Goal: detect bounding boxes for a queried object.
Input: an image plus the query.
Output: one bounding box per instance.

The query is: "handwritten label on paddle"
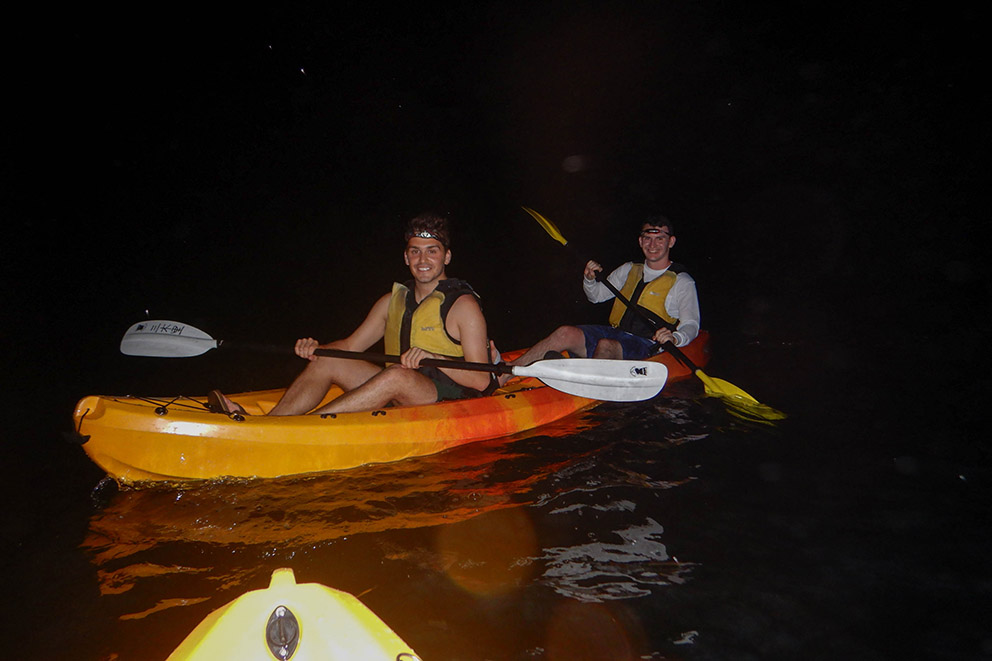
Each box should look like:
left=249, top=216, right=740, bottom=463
left=134, top=322, right=187, bottom=335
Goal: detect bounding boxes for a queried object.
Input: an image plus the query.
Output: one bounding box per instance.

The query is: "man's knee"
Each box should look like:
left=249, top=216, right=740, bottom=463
left=376, top=365, right=437, bottom=403
left=593, top=338, right=622, bottom=359
left=377, top=364, right=407, bottom=381
left=377, top=364, right=425, bottom=389
left=550, top=325, right=583, bottom=345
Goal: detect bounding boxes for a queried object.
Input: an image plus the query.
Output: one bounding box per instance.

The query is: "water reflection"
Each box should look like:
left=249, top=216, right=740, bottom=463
left=81, top=395, right=716, bottom=657
left=536, top=517, right=692, bottom=603
left=83, top=412, right=600, bottom=596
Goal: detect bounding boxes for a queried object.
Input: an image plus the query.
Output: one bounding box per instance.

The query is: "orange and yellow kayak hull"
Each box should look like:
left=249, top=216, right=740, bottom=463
left=73, top=333, right=710, bottom=485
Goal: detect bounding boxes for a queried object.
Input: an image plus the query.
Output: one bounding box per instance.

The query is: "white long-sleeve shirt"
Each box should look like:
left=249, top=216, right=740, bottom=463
left=582, top=262, right=701, bottom=347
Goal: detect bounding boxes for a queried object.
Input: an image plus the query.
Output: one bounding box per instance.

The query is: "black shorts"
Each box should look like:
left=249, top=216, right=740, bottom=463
left=417, top=365, right=490, bottom=402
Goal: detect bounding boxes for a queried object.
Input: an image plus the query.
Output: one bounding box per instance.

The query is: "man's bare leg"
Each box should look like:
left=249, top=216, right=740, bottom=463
left=591, top=338, right=623, bottom=360
left=268, top=357, right=382, bottom=416
left=311, top=365, right=438, bottom=414
left=509, top=325, right=588, bottom=367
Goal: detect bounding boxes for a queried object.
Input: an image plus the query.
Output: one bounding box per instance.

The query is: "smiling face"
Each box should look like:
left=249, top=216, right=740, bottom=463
left=404, top=236, right=450, bottom=285
left=638, top=223, right=676, bottom=269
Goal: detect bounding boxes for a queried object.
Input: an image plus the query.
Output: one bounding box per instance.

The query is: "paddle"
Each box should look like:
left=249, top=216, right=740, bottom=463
left=119, top=320, right=669, bottom=403
left=522, top=207, right=786, bottom=421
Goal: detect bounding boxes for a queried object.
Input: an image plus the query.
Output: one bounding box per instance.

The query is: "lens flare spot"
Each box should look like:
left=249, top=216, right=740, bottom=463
left=435, top=507, right=537, bottom=596
left=544, top=600, right=642, bottom=661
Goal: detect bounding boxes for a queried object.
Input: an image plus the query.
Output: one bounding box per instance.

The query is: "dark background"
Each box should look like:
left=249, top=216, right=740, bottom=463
left=2, top=2, right=988, bottom=657
left=8, top=4, right=984, bottom=348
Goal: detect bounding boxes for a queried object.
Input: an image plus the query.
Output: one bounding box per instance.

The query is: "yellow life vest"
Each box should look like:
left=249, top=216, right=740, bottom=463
left=608, top=263, right=681, bottom=334
left=384, top=279, right=477, bottom=358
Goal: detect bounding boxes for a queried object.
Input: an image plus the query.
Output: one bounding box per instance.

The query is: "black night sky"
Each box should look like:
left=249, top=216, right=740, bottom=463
left=9, top=5, right=984, bottom=347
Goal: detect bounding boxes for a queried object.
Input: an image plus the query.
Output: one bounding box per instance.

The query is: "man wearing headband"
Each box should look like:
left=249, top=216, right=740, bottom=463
left=509, top=215, right=699, bottom=366
left=209, top=212, right=497, bottom=415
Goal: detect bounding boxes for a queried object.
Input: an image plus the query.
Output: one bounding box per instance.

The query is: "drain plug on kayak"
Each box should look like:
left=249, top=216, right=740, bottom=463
left=266, top=604, right=300, bottom=660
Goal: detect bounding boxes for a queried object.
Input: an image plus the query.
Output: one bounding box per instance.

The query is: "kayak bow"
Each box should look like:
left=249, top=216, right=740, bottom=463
left=167, top=568, right=421, bottom=660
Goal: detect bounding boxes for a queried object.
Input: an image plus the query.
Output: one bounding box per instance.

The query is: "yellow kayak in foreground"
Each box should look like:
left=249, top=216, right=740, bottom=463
left=168, top=568, right=420, bottom=660
left=72, top=334, right=710, bottom=485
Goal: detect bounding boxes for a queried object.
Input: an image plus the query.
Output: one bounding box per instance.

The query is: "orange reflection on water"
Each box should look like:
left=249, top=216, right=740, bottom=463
left=545, top=600, right=644, bottom=661
left=96, top=563, right=211, bottom=596
left=434, top=506, right=538, bottom=597
left=82, top=410, right=598, bottom=605
left=119, top=597, right=211, bottom=621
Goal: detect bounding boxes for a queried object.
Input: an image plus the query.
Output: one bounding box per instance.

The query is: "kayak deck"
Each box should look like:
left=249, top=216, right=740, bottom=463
left=167, top=568, right=419, bottom=660
left=73, top=333, right=710, bottom=485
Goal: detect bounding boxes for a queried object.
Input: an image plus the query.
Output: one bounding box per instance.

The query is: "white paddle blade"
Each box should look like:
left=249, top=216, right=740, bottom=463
left=120, top=320, right=219, bottom=357
left=514, top=359, right=669, bottom=402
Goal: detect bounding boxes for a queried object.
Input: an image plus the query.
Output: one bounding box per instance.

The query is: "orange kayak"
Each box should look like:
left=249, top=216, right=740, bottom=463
left=71, top=332, right=710, bottom=485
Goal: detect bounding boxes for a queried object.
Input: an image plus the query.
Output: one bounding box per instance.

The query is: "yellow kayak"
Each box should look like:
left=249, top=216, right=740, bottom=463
left=168, top=568, right=420, bottom=660
left=71, top=333, right=710, bottom=485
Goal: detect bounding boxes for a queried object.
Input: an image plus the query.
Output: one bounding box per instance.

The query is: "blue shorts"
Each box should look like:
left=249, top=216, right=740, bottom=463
left=576, top=325, right=657, bottom=360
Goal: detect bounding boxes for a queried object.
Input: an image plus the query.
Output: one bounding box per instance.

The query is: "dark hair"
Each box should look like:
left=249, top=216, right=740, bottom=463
left=642, top=214, right=675, bottom=237
left=405, top=212, right=450, bottom=248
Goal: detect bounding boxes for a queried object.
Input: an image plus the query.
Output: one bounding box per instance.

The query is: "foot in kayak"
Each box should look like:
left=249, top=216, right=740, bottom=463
left=208, top=390, right=247, bottom=415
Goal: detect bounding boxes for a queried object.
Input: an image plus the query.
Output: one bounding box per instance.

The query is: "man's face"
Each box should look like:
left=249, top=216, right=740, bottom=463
left=638, top=225, right=676, bottom=267
left=404, top=237, right=450, bottom=283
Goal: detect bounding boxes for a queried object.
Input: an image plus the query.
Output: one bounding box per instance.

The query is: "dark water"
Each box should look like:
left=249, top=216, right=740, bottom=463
left=4, top=3, right=987, bottom=660
left=5, top=332, right=989, bottom=660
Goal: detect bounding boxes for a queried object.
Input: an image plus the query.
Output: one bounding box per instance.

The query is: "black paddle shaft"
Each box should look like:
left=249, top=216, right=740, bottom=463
left=221, top=341, right=513, bottom=375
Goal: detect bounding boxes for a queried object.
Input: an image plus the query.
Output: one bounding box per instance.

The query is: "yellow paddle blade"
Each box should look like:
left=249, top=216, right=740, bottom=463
left=695, top=370, right=787, bottom=422
left=724, top=400, right=789, bottom=425
left=522, top=206, right=568, bottom=246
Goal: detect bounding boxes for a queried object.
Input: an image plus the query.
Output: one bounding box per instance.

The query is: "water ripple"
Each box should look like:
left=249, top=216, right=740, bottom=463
left=535, top=518, right=695, bottom=603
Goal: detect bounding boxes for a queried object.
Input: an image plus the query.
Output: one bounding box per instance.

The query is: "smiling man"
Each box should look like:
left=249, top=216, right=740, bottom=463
left=510, top=214, right=700, bottom=366
left=210, top=213, right=496, bottom=416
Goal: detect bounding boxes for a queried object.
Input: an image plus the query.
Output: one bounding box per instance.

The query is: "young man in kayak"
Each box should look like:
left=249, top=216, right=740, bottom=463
left=210, top=213, right=497, bottom=415
left=509, top=214, right=700, bottom=367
